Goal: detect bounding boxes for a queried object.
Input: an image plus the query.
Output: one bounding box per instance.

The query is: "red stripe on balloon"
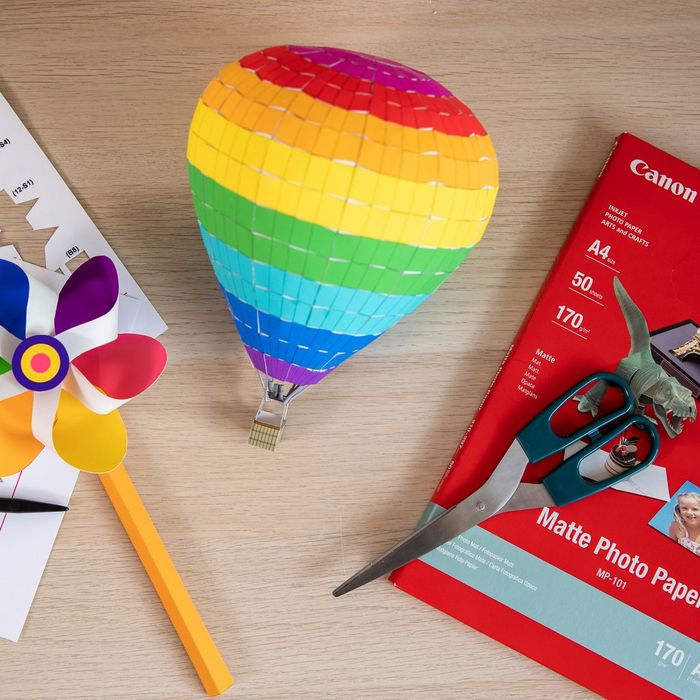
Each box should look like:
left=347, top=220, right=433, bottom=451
left=288, top=45, right=452, bottom=97
left=239, top=47, right=487, bottom=137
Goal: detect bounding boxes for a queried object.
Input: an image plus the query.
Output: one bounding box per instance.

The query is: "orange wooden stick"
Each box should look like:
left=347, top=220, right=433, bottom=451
left=99, top=464, right=233, bottom=697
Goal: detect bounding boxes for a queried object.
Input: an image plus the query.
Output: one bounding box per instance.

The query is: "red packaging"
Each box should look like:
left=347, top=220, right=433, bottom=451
left=392, top=133, right=700, bottom=699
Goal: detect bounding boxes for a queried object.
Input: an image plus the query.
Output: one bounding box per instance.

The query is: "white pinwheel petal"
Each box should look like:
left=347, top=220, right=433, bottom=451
left=25, top=272, right=59, bottom=337
left=55, top=302, right=118, bottom=360
left=0, top=325, right=20, bottom=363
left=0, top=326, right=22, bottom=401
left=31, top=386, right=61, bottom=449
left=0, top=371, right=24, bottom=401
left=63, top=364, right=127, bottom=415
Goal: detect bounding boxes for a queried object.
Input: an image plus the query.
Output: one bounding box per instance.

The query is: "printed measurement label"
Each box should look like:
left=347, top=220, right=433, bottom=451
left=586, top=239, right=618, bottom=268
left=557, top=305, right=583, bottom=329
left=11, top=178, right=34, bottom=197
left=655, top=640, right=686, bottom=667
left=569, top=270, right=604, bottom=304
left=0, top=137, right=10, bottom=148
left=652, top=640, right=700, bottom=687
left=556, top=305, right=585, bottom=330
left=572, top=271, right=593, bottom=292
left=553, top=305, right=590, bottom=338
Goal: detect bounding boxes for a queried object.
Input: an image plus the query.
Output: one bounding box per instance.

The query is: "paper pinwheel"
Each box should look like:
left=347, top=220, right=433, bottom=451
left=0, top=254, right=233, bottom=694
left=0, top=256, right=166, bottom=475
left=187, top=45, right=499, bottom=448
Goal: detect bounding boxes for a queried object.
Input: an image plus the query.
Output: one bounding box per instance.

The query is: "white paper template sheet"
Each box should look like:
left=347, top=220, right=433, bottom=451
left=0, top=91, right=166, bottom=641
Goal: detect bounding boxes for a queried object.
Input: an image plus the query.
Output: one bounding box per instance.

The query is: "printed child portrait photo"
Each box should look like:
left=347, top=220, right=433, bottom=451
left=649, top=481, right=700, bottom=557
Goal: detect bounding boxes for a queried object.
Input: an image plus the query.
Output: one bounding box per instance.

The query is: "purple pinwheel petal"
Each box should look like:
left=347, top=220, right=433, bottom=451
left=54, top=256, right=119, bottom=334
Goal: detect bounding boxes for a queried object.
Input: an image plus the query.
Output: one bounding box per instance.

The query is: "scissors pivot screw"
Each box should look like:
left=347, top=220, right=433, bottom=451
left=476, top=501, right=486, bottom=512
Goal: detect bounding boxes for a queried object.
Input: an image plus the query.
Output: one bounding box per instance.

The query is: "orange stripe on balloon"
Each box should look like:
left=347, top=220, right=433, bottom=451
left=210, top=63, right=497, bottom=155
left=201, top=78, right=498, bottom=190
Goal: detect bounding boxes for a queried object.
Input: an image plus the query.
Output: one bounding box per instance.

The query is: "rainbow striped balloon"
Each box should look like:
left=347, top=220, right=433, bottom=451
left=187, top=45, right=498, bottom=392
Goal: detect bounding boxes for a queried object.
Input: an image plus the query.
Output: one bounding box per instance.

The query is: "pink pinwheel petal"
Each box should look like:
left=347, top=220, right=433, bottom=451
left=54, top=256, right=119, bottom=334
left=72, top=333, right=167, bottom=400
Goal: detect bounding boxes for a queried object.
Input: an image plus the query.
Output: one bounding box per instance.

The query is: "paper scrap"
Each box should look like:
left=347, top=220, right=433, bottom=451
left=564, top=441, right=670, bottom=502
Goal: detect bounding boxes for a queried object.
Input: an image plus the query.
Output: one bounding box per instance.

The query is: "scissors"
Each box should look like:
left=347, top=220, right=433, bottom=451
left=333, top=373, right=660, bottom=597
left=0, top=498, right=68, bottom=513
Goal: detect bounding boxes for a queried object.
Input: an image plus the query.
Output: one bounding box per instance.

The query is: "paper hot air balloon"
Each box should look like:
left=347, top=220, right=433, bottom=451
left=187, top=45, right=498, bottom=449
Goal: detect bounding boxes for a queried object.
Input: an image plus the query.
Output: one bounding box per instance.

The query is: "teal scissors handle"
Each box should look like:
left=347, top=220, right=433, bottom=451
left=517, top=372, right=661, bottom=506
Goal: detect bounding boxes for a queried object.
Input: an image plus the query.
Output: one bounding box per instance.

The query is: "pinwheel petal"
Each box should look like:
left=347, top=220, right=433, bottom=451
left=54, top=256, right=119, bottom=334
left=0, top=259, right=29, bottom=340
left=0, top=326, right=19, bottom=374
left=72, top=333, right=167, bottom=400
left=52, top=390, right=127, bottom=473
left=0, top=392, right=43, bottom=476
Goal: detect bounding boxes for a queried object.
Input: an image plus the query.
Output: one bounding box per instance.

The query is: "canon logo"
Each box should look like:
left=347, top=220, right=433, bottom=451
left=630, top=159, right=697, bottom=203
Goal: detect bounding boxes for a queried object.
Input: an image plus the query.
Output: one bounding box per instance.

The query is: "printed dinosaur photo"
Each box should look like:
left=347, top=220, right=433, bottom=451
left=672, top=326, right=700, bottom=360
left=575, top=278, right=697, bottom=438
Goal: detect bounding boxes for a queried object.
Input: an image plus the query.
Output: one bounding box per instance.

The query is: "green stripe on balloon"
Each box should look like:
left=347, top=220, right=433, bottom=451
left=188, top=163, right=472, bottom=297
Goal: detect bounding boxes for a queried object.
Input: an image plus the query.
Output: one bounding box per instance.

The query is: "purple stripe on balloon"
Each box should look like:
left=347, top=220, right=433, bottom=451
left=288, top=45, right=451, bottom=97
left=245, top=346, right=335, bottom=385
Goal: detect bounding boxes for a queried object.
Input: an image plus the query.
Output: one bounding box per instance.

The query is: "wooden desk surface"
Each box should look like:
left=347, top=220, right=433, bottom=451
left=1, top=2, right=699, bottom=697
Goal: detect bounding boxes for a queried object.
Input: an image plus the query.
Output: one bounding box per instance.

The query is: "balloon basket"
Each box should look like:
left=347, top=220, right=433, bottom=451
left=248, top=376, right=309, bottom=451
left=249, top=413, right=283, bottom=450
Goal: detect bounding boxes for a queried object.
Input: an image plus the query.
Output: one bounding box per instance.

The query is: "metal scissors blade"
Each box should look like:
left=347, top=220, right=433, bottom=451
left=333, top=439, right=534, bottom=597
left=0, top=497, right=68, bottom=513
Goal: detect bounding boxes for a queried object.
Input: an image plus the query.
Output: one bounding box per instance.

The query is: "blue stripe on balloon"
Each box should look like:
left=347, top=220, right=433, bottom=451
left=224, top=292, right=378, bottom=371
left=200, top=226, right=428, bottom=336
left=0, top=260, right=29, bottom=340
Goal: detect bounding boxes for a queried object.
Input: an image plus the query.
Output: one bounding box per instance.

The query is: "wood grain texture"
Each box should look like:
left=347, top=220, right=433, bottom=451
left=1, top=1, right=699, bottom=697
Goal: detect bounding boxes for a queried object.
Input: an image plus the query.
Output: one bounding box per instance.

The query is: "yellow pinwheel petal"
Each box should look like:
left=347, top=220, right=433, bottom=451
left=53, top=390, right=127, bottom=473
left=0, top=392, right=43, bottom=477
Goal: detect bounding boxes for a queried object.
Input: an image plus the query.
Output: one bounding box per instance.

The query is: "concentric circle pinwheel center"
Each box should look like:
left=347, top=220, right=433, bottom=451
left=12, top=335, right=70, bottom=392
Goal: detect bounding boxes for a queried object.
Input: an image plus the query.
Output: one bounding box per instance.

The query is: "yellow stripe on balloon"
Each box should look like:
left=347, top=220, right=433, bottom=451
left=188, top=106, right=497, bottom=250
left=201, top=79, right=498, bottom=189
left=188, top=130, right=494, bottom=250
